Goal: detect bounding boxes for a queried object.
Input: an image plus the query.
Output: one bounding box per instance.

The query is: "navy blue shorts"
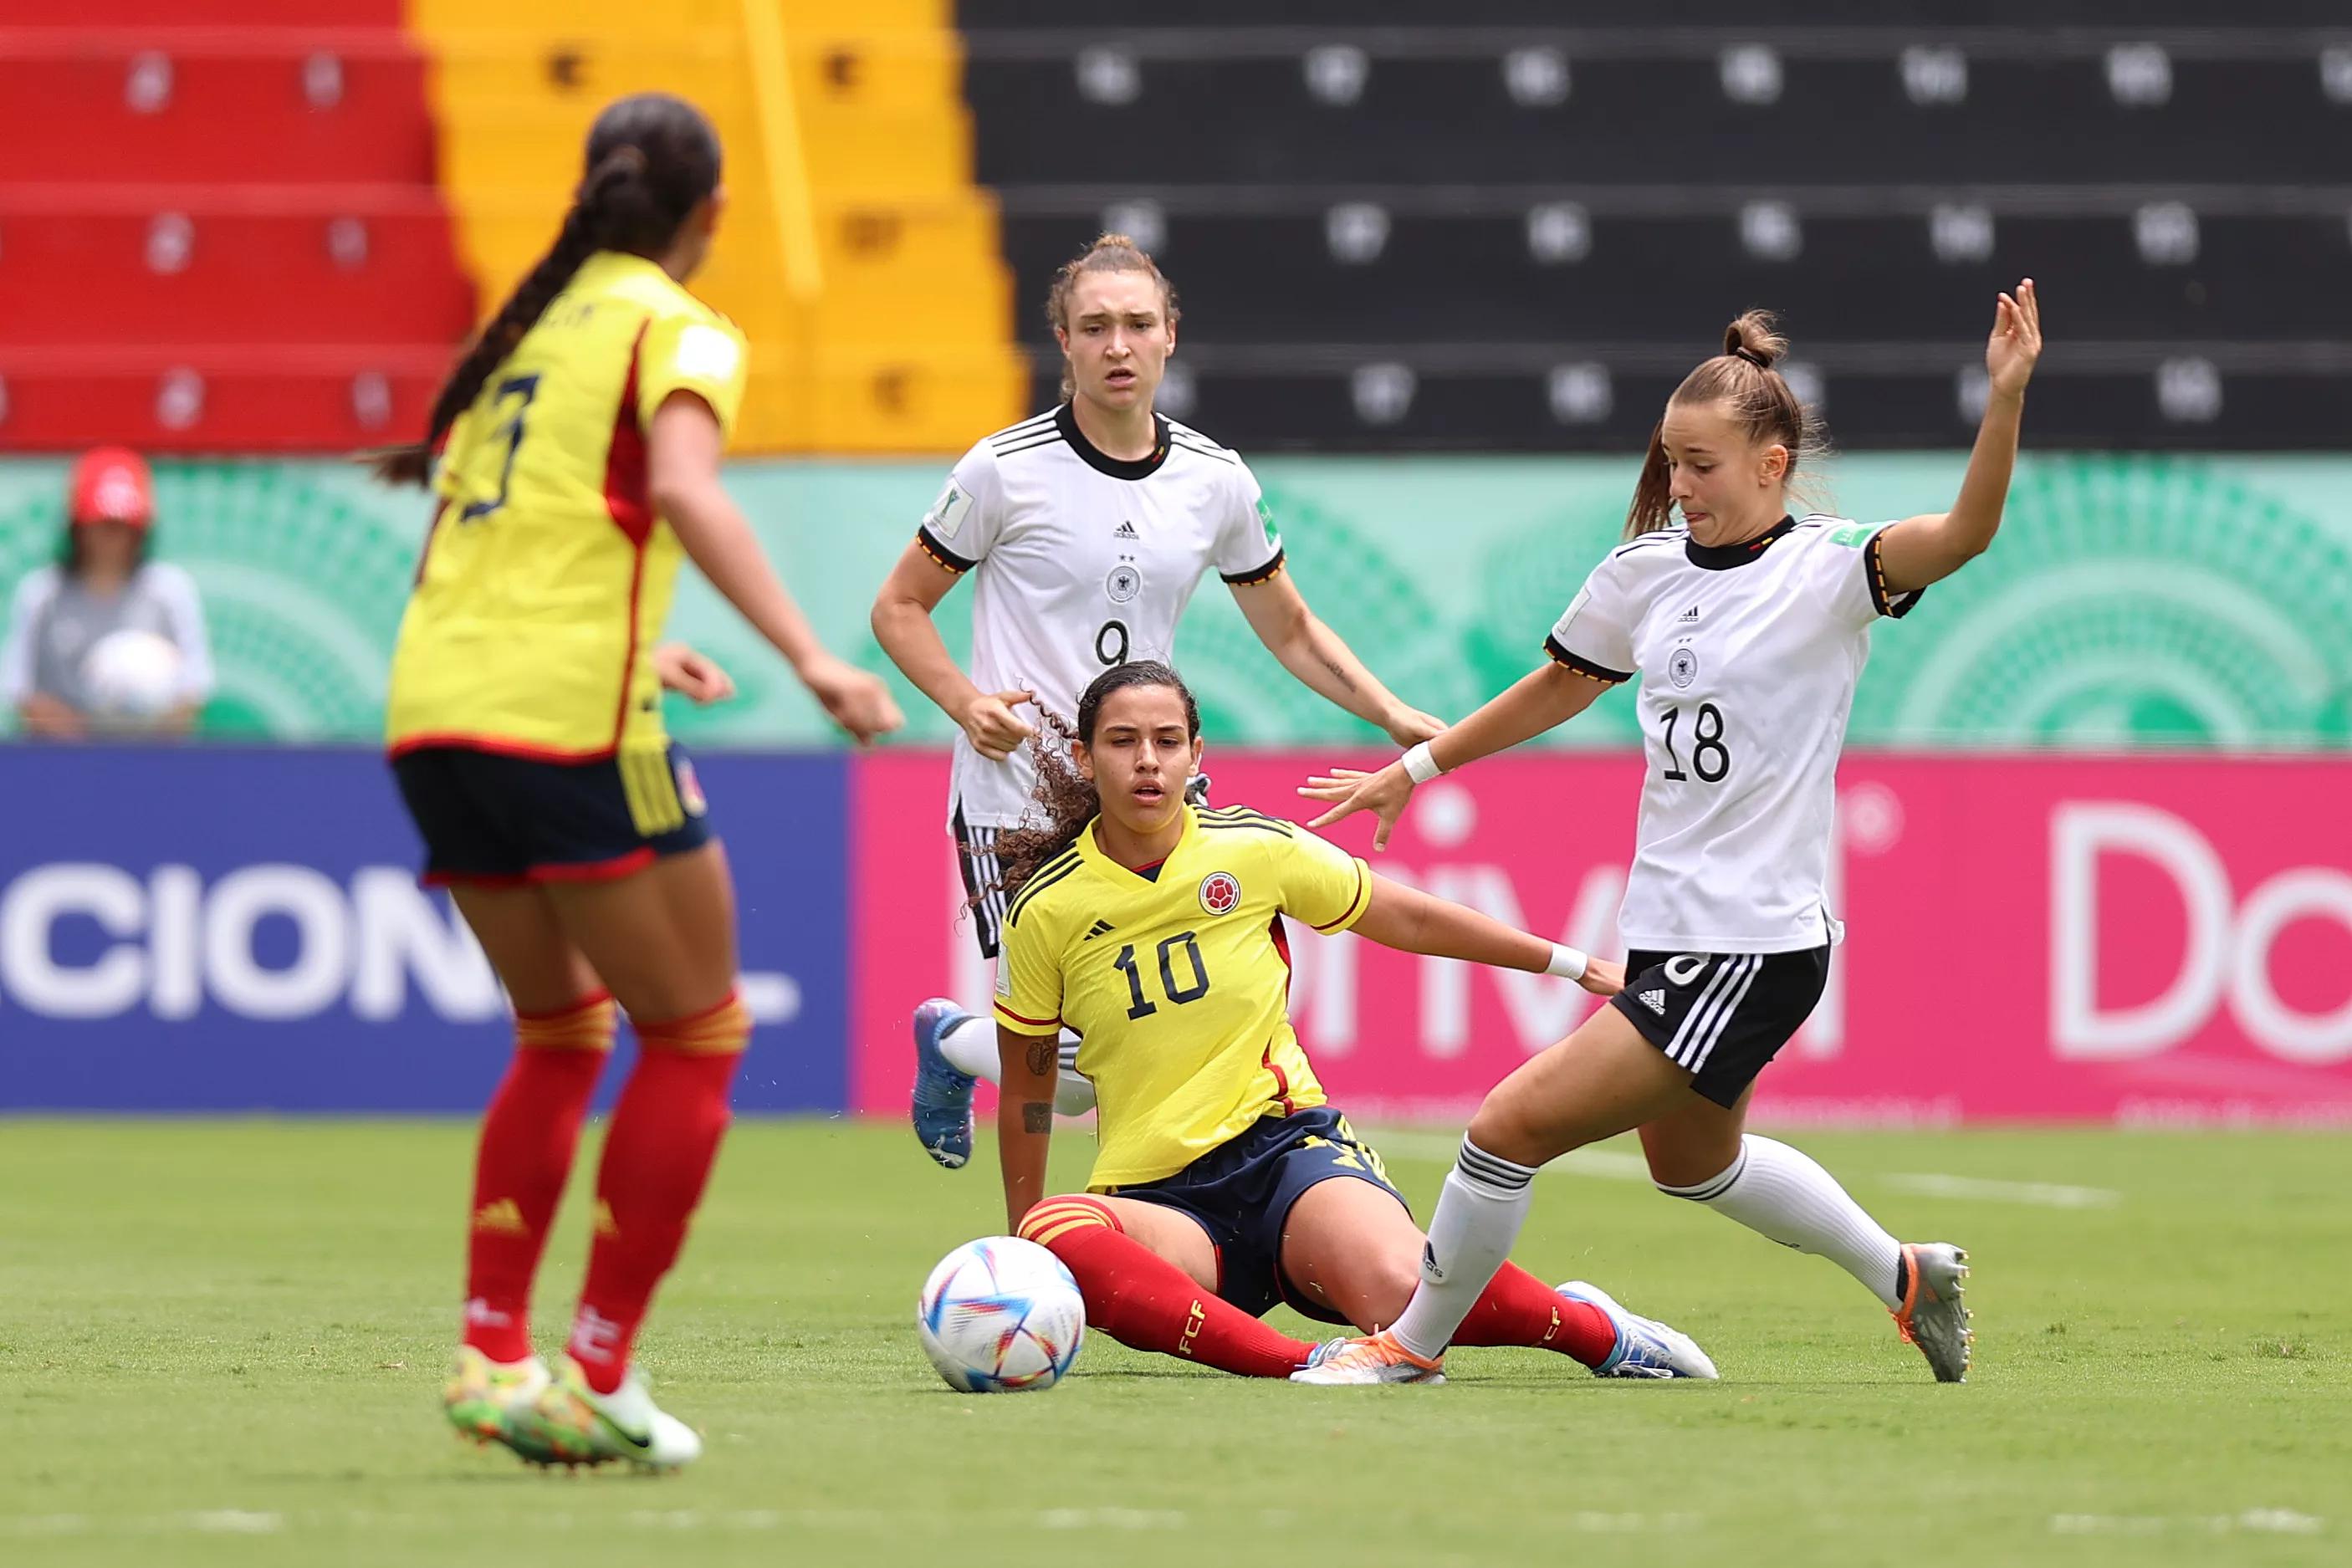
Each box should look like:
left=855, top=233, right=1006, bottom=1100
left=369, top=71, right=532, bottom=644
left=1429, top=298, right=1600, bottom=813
left=1108, top=1106, right=1408, bottom=1325
left=391, top=743, right=713, bottom=887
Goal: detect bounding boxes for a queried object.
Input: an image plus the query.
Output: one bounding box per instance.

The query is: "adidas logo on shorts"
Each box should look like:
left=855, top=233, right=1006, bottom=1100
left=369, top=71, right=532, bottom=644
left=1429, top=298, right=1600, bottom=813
left=1638, top=988, right=1668, bottom=1014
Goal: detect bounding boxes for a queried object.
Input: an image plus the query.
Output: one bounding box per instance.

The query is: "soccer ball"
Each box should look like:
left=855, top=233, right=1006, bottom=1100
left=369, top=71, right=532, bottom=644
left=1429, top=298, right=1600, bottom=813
left=81, top=628, right=183, bottom=721
left=916, top=1236, right=1087, bottom=1393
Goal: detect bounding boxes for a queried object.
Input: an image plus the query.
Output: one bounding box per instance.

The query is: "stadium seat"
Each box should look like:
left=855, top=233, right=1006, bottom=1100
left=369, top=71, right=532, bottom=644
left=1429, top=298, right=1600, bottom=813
left=410, top=0, right=1022, bottom=452
left=959, top=6, right=2352, bottom=449
left=0, top=11, right=472, bottom=452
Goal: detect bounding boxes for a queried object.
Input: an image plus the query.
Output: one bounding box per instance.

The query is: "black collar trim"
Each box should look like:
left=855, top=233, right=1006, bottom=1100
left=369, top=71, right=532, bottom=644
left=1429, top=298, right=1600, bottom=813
left=1056, top=401, right=1172, bottom=480
left=1685, top=515, right=1797, bottom=570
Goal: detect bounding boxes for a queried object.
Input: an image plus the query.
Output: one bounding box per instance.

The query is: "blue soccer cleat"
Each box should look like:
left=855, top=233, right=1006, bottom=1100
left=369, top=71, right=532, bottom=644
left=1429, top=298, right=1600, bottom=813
left=1558, top=1280, right=1720, bottom=1380
left=911, top=997, right=978, bottom=1169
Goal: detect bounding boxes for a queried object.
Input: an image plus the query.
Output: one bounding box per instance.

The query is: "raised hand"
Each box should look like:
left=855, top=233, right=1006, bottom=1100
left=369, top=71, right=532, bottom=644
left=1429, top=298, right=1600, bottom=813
left=1986, top=278, right=2043, bottom=399
left=1298, top=762, right=1416, bottom=851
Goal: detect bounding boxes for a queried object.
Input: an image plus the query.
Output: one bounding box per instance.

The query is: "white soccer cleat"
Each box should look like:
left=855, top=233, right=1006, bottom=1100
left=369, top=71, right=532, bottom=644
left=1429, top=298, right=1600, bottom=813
left=1557, top=1281, right=1720, bottom=1380
left=1289, top=1331, right=1446, bottom=1386
left=499, top=1356, right=703, bottom=1470
left=1892, top=1242, right=1972, bottom=1383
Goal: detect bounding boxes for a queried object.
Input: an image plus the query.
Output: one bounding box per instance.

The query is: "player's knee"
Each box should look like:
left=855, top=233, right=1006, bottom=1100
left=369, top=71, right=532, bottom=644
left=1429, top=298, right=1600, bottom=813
left=1018, top=1195, right=1121, bottom=1249
left=632, top=990, right=752, bottom=1056
left=1465, top=1094, right=1554, bottom=1170
left=1650, top=1136, right=1746, bottom=1199
left=514, top=990, right=617, bottom=1053
left=1359, top=1252, right=1424, bottom=1325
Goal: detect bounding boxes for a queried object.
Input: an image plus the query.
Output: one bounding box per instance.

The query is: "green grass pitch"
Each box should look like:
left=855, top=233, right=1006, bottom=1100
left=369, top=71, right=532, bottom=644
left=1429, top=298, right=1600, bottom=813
left=3, top=1118, right=2344, bottom=1567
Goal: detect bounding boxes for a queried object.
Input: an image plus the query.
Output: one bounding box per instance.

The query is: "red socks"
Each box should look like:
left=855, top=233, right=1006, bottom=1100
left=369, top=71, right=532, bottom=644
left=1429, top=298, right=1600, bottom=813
left=1020, top=1197, right=1316, bottom=1379
left=1450, top=1261, right=1620, bottom=1367
left=568, top=993, right=749, bottom=1394
left=461, top=992, right=615, bottom=1364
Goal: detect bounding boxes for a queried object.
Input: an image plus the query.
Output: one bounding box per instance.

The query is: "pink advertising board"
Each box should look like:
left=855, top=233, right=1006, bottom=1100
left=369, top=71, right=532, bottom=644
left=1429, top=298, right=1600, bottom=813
left=851, top=752, right=2352, bottom=1126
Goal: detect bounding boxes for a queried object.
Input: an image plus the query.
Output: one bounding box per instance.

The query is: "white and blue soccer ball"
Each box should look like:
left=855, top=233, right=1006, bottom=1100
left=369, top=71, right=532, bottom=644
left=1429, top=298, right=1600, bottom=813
left=917, top=1236, right=1087, bottom=1393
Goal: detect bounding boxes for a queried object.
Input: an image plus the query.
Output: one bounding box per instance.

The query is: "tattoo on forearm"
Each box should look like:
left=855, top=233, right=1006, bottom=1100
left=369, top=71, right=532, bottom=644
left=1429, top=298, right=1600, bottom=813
left=1025, top=1039, right=1054, bottom=1077
left=1021, top=1101, right=1053, bottom=1133
left=1319, top=654, right=1360, bottom=695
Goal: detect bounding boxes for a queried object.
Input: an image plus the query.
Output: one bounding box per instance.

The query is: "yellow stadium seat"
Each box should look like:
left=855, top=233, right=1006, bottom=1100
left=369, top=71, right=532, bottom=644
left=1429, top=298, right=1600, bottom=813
left=410, top=0, right=1020, bottom=452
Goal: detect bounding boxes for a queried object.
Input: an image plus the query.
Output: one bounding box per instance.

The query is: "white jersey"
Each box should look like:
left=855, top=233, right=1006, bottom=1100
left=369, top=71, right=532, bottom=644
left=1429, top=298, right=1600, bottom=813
left=1547, top=514, right=1921, bottom=954
left=918, top=405, right=1285, bottom=830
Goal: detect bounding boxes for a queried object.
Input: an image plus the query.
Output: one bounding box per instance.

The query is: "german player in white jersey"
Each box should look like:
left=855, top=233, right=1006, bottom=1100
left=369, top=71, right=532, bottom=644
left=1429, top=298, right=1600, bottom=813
left=1298, top=283, right=2043, bottom=1387
left=872, top=233, right=1442, bottom=1168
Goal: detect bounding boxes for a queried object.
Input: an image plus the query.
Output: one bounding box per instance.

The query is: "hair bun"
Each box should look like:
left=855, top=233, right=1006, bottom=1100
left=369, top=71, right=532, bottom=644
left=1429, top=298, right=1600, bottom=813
left=1722, top=309, right=1789, bottom=370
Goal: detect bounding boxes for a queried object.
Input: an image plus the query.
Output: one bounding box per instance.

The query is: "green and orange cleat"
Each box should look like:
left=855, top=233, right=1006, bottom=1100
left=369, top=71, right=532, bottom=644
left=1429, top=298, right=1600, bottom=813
left=442, top=1346, right=551, bottom=1446
left=498, top=1355, right=703, bottom=1472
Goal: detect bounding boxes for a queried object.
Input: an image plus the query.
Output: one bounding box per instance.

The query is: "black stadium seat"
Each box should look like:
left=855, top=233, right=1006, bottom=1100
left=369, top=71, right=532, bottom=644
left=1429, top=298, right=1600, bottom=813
left=959, top=4, right=2352, bottom=448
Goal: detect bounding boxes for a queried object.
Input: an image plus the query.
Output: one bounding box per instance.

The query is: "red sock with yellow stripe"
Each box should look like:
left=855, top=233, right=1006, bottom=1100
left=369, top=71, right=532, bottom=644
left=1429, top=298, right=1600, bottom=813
left=463, top=991, right=616, bottom=1364
left=1449, top=1260, right=1620, bottom=1366
left=568, top=991, right=750, bottom=1394
left=1019, top=1196, right=1317, bottom=1379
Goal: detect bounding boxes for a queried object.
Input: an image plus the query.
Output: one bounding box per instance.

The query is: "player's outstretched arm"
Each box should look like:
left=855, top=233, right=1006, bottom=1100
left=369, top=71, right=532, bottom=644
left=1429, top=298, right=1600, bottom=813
left=1299, top=662, right=1608, bottom=849
left=870, top=544, right=1038, bottom=762
left=1878, top=278, right=2043, bottom=595
left=996, top=1024, right=1061, bottom=1233
left=1350, top=874, right=1623, bottom=997
left=649, top=392, right=903, bottom=743
left=1230, top=573, right=1443, bottom=744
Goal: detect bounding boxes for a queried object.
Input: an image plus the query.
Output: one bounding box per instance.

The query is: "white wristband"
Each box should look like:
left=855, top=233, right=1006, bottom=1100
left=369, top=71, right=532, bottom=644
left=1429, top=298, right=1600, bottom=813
left=1400, top=741, right=1444, bottom=784
left=1545, top=943, right=1591, bottom=982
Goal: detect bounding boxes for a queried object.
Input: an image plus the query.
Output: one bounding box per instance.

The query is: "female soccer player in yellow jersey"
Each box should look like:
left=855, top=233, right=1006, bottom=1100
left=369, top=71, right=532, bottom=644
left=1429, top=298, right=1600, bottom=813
left=371, top=93, right=901, bottom=1469
left=987, top=661, right=1717, bottom=1382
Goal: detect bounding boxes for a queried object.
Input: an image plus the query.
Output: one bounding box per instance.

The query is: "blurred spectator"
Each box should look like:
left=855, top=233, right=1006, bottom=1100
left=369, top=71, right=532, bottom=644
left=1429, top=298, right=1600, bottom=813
left=0, top=448, right=214, bottom=738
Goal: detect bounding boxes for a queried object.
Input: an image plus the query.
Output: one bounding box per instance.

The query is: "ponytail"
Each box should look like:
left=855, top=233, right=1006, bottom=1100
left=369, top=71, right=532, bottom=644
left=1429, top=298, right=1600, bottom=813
left=366, top=93, right=722, bottom=488
left=1622, top=308, right=1828, bottom=539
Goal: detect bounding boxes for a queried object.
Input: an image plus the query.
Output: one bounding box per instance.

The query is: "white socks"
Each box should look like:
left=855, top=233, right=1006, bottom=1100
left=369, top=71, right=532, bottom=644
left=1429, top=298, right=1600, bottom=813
left=1660, top=1134, right=1904, bottom=1308
left=938, top=1014, right=1097, bottom=1116
left=1390, top=1136, right=1541, bottom=1360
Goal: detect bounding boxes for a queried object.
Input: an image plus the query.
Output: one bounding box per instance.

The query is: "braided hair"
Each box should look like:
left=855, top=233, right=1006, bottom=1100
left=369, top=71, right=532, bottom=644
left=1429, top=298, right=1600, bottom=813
left=368, top=93, right=723, bottom=486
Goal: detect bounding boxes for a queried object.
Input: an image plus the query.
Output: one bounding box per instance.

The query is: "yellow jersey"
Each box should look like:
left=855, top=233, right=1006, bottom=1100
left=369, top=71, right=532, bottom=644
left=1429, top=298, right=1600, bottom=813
left=994, top=804, right=1374, bottom=1189
left=386, top=251, right=749, bottom=760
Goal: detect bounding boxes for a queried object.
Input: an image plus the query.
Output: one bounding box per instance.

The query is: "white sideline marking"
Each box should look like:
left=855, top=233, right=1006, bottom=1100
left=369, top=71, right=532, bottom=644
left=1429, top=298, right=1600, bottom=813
left=187, top=1511, right=283, bottom=1534
left=1886, top=1173, right=2120, bottom=1209
left=1367, top=1131, right=1649, bottom=1181
left=2051, top=1510, right=2323, bottom=1535
left=1041, top=1509, right=1188, bottom=1530
left=1370, top=1130, right=2124, bottom=1207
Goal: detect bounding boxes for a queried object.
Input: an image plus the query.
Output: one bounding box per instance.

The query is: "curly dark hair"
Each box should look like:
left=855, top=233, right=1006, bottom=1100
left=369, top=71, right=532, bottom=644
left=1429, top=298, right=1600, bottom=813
left=982, top=661, right=1200, bottom=904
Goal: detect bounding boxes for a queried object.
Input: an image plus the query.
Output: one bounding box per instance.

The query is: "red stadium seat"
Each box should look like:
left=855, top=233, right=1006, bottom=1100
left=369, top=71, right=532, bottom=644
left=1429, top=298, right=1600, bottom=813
left=0, top=13, right=469, bottom=452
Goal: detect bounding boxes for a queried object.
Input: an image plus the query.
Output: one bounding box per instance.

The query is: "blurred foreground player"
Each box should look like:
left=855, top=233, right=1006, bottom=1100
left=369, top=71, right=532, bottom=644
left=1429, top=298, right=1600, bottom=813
left=372, top=93, right=900, bottom=1468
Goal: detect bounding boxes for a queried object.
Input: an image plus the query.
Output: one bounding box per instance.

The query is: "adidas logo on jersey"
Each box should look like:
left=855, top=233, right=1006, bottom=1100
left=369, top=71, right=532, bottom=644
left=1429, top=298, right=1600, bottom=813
left=1638, top=988, right=1668, bottom=1014
left=1677, top=605, right=1702, bottom=622
left=1113, top=521, right=1139, bottom=539
left=1082, top=918, right=1117, bottom=941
